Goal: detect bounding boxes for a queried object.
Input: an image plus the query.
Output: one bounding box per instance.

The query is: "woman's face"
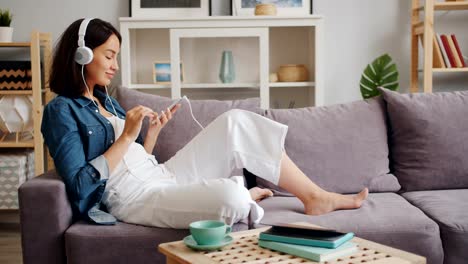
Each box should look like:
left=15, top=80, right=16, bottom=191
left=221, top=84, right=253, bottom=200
left=85, top=33, right=120, bottom=88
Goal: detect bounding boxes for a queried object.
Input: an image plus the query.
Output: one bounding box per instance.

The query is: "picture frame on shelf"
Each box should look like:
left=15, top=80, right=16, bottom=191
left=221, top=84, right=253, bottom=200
left=232, top=0, right=311, bottom=16
left=153, top=61, right=184, bottom=84
left=130, top=0, right=209, bottom=18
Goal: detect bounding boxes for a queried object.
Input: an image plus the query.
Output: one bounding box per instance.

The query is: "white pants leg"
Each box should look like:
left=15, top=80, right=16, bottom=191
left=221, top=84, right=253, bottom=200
left=153, top=109, right=288, bottom=228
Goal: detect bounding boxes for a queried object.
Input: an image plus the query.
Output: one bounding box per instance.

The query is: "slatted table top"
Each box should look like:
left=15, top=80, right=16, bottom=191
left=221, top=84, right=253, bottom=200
left=158, top=223, right=426, bottom=264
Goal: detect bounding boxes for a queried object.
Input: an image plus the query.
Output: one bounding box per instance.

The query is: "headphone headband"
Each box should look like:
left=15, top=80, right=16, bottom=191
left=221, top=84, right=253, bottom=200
left=77, top=18, right=93, bottom=48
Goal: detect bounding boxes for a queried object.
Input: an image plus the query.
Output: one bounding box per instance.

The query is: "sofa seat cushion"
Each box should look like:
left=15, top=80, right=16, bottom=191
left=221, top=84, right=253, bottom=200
left=257, top=193, right=443, bottom=264
left=115, top=86, right=262, bottom=163
left=64, top=220, right=248, bottom=264
left=402, top=189, right=468, bottom=264
left=256, top=97, right=400, bottom=194
left=379, top=88, right=468, bottom=191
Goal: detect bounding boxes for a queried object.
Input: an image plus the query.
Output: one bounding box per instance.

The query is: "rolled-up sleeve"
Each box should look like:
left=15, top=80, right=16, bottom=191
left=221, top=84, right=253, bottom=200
left=89, top=155, right=110, bottom=180
left=41, top=100, right=106, bottom=214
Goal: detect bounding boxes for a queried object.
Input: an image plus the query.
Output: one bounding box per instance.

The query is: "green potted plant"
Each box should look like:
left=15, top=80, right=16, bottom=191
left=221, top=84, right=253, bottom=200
left=0, top=9, right=13, bottom=42
left=359, top=53, right=399, bottom=99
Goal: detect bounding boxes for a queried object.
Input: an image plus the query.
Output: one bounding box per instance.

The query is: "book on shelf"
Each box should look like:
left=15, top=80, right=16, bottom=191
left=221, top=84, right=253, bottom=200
left=440, top=34, right=457, bottom=68
left=451, top=34, right=466, bottom=68
left=259, top=225, right=354, bottom=249
left=435, top=34, right=450, bottom=68
left=258, top=240, right=358, bottom=262
left=432, top=35, right=446, bottom=68
left=447, top=35, right=463, bottom=68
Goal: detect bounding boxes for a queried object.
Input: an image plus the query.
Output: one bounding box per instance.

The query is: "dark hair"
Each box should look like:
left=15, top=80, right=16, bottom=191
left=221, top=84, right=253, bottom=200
left=49, top=18, right=122, bottom=98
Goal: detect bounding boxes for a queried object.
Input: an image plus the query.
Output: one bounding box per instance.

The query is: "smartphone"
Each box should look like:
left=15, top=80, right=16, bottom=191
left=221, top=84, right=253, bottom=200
left=155, top=96, right=186, bottom=122
left=264, top=225, right=347, bottom=241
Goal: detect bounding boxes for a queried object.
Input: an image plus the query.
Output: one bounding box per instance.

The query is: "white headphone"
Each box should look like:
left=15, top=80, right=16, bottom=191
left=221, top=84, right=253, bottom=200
left=75, top=18, right=94, bottom=65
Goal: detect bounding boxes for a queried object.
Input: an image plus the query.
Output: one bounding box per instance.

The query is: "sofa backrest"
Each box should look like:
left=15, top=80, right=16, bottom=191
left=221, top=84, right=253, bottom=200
left=255, top=96, right=401, bottom=195
left=115, top=86, right=262, bottom=163
left=379, top=88, right=468, bottom=191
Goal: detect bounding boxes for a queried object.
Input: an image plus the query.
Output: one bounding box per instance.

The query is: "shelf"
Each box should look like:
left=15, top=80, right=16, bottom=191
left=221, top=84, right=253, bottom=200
left=0, top=42, right=31, bottom=48
left=270, top=82, right=315, bottom=88
left=129, top=82, right=316, bottom=89
left=434, top=2, right=468, bottom=11
left=0, top=139, right=34, bottom=148
left=432, top=68, right=468, bottom=73
left=0, top=89, right=48, bottom=95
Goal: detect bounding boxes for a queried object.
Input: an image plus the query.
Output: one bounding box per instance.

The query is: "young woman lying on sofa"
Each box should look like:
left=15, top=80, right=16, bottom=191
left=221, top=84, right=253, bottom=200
left=41, top=18, right=369, bottom=228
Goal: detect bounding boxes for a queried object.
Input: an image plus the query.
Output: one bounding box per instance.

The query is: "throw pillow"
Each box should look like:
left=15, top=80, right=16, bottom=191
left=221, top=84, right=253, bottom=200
left=256, top=96, right=401, bottom=195
left=379, top=87, right=468, bottom=191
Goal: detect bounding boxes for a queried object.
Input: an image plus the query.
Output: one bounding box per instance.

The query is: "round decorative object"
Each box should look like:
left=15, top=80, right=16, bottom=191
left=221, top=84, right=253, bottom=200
left=277, top=64, right=309, bottom=82
left=0, top=95, right=33, bottom=133
left=254, top=4, right=277, bottom=16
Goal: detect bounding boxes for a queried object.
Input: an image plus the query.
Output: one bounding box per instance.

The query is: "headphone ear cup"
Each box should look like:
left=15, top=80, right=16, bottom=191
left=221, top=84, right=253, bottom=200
left=75, top=46, right=93, bottom=65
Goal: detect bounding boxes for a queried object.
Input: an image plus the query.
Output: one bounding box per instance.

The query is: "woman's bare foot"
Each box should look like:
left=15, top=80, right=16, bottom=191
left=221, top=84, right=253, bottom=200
left=249, top=187, right=273, bottom=202
left=304, top=188, right=369, bottom=215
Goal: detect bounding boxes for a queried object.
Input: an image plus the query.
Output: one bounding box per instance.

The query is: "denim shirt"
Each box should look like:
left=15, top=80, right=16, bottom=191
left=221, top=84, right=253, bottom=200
left=41, top=88, right=143, bottom=224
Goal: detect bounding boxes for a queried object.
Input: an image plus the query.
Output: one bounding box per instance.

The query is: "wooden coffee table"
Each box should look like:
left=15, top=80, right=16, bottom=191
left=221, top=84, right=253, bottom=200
left=158, top=222, right=426, bottom=264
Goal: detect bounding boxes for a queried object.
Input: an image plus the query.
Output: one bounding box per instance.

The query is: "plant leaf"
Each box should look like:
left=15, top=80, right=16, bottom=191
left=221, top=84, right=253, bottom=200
left=360, top=54, right=399, bottom=99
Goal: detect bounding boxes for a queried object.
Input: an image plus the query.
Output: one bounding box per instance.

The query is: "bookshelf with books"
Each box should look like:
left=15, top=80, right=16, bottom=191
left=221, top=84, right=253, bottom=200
left=411, top=0, right=468, bottom=93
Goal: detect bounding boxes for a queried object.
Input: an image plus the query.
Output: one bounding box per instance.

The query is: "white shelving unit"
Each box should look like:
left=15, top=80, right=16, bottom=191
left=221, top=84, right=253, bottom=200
left=119, top=16, right=324, bottom=109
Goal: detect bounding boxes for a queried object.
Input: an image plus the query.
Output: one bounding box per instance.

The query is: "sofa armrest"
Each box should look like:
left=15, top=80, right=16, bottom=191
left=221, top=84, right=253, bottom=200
left=19, top=170, right=73, bottom=264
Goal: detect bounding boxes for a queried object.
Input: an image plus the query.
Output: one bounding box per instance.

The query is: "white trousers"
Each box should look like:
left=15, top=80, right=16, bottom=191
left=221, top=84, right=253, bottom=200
left=103, top=109, right=288, bottom=229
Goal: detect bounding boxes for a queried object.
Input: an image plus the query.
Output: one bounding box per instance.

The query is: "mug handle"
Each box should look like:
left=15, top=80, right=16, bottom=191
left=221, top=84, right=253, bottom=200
left=225, top=225, right=232, bottom=235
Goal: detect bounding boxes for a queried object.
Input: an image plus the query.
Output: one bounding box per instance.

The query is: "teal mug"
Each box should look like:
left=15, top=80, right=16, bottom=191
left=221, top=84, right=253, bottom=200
left=189, top=220, right=232, bottom=245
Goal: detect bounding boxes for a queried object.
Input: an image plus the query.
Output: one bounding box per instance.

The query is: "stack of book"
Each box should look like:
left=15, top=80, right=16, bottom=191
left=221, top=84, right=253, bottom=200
left=431, top=34, right=466, bottom=68
left=258, top=225, right=358, bottom=262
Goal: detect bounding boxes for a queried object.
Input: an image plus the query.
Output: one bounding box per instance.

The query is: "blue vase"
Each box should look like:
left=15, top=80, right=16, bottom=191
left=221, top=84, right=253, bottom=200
left=219, top=51, right=235, bottom=83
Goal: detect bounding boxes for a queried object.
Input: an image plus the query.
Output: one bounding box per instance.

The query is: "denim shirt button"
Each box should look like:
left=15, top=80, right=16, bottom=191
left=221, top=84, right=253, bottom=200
left=110, top=140, right=114, bottom=143
left=92, top=173, right=96, bottom=177
left=88, top=131, right=93, bottom=135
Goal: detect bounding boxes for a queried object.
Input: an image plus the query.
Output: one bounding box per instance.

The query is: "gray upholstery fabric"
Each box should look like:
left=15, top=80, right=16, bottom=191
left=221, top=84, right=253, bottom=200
left=402, top=190, right=468, bottom=264
left=18, top=171, right=73, bottom=264
left=380, top=88, right=468, bottom=191
left=115, top=86, right=262, bottom=163
left=257, top=96, right=400, bottom=194
left=257, top=193, right=443, bottom=264
left=64, top=220, right=248, bottom=264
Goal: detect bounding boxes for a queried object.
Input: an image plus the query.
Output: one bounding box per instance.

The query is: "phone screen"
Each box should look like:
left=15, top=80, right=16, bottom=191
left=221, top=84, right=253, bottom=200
left=264, top=225, right=347, bottom=241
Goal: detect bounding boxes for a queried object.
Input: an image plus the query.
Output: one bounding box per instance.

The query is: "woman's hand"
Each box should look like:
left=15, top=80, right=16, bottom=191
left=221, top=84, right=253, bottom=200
left=144, top=104, right=181, bottom=153
left=121, top=105, right=155, bottom=142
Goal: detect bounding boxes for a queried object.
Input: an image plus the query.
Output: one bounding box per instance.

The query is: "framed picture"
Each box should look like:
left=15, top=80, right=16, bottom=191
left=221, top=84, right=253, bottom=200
left=152, top=61, right=184, bottom=84
left=232, top=0, right=311, bottom=16
left=131, top=0, right=209, bottom=18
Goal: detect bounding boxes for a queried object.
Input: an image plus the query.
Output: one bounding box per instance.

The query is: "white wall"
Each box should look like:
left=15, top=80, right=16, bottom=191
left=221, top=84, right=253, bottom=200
left=1, top=0, right=467, bottom=105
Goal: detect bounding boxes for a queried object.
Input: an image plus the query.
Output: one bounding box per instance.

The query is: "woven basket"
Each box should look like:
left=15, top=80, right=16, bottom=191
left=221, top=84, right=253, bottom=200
left=254, top=4, right=277, bottom=16
left=277, top=64, right=309, bottom=82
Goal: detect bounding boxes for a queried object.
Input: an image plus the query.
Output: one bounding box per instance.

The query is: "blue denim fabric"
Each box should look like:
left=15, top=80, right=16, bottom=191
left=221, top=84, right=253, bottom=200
left=41, top=88, right=144, bottom=224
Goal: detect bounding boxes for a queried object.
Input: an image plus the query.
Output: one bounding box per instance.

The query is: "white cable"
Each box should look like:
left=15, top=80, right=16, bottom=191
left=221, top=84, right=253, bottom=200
left=81, top=65, right=99, bottom=109
left=183, top=96, right=204, bottom=130
left=105, top=85, right=118, bottom=117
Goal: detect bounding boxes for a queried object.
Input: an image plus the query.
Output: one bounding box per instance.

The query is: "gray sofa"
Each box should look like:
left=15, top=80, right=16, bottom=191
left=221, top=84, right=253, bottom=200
left=19, top=87, right=468, bottom=264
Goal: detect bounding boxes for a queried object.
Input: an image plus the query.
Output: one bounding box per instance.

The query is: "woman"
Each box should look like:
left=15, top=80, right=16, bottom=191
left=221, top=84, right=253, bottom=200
left=42, top=18, right=368, bottom=228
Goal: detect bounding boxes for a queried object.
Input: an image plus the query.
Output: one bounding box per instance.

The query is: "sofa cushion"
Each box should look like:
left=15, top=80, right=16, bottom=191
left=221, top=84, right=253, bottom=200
left=65, top=221, right=248, bottom=264
left=256, top=96, right=400, bottom=194
left=402, top=189, right=468, bottom=264
left=115, top=86, right=261, bottom=163
left=380, top=88, right=468, bottom=191
left=257, top=193, right=443, bottom=264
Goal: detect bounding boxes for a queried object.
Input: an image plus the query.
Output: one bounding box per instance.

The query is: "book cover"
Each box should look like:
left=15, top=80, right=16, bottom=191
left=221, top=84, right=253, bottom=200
left=432, top=34, right=445, bottom=68
left=447, top=36, right=463, bottom=68
left=451, top=34, right=466, bottom=67
left=259, top=226, right=354, bottom=249
left=259, top=240, right=358, bottom=262
left=437, top=34, right=450, bottom=68
left=440, top=34, right=457, bottom=68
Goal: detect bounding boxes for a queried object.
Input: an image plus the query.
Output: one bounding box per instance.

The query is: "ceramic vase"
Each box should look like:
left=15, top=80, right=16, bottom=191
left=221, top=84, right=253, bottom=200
left=219, top=50, right=235, bottom=83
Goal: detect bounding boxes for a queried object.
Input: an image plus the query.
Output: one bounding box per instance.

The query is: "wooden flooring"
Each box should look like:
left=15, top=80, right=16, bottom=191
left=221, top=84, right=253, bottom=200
left=0, top=211, right=22, bottom=264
